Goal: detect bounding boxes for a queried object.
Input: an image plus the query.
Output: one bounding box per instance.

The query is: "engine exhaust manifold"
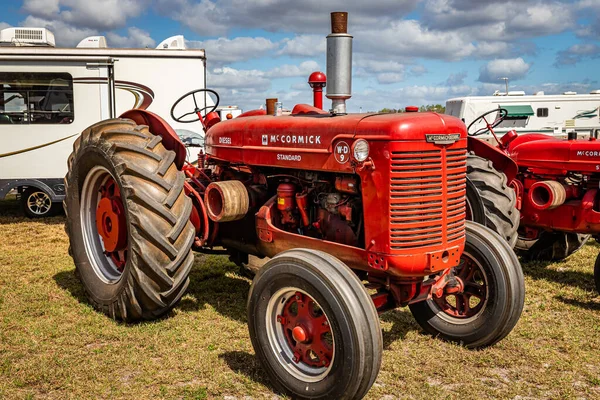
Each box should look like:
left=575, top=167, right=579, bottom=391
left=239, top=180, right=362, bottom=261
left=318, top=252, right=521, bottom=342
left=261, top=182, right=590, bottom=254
left=204, top=180, right=249, bottom=222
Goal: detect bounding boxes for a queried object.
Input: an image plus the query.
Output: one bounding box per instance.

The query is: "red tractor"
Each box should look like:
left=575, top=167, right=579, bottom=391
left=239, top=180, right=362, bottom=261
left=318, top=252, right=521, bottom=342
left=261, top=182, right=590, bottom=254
left=64, top=13, right=525, bottom=399
left=465, top=109, right=600, bottom=292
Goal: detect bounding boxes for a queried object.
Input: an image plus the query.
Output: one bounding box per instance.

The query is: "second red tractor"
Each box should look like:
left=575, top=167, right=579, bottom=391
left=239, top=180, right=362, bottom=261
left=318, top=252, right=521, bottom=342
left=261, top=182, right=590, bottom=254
left=466, top=108, right=600, bottom=292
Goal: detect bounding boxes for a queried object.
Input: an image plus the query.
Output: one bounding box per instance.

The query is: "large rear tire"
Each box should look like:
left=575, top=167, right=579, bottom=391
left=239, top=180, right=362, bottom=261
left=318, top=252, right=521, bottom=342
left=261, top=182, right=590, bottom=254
left=247, top=249, right=382, bottom=399
left=466, top=153, right=519, bottom=247
left=64, top=118, right=195, bottom=321
left=408, top=221, right=525, bottom=348
left=516, top=232, right=590, bottom=261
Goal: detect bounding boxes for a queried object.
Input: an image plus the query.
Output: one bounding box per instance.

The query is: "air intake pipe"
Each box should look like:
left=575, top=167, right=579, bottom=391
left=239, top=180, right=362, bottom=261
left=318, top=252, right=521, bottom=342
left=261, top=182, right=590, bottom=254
left=205, top=180, right=249, bottom=222
left=528, top=181, right=567, bottom=210
left=326, top=12, right=352, bottom=114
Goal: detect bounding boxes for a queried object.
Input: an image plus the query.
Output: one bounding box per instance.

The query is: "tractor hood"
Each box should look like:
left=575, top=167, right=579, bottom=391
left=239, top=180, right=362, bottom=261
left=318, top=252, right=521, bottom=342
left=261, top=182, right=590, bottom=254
left=205, top=109, right=466, bottom=172
left=509, top=133, right=600, bottom=173
left=207, top=110, right=465, bottom=144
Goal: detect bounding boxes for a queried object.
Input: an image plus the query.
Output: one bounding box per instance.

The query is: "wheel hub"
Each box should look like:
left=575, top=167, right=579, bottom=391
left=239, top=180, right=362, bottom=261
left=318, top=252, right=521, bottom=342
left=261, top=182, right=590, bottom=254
left=93, top=176, right=128, bottom=272
left=95, top=197, right=126, bottom=252
left=278, top=291, right=333, bottom=368
left=292, top=325, right=309, bottom=343
left=433, top=257, right=487, bottom=319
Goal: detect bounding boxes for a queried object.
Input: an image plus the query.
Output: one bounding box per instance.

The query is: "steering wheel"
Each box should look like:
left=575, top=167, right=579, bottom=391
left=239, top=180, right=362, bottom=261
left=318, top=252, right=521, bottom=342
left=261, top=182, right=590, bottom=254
left=170, top=88, right=220, bottom=124
left=467, top=108, right=508, bottom=136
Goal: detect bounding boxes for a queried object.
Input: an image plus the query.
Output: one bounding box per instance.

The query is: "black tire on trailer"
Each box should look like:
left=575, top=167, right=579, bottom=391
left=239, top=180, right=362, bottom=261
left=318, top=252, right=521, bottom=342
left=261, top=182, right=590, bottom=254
left=247, top=249, right=382, bottom=400
left=21, top=187, right=55, bottom=218
left=594, top=252, right=600, bottom=295
left=516, top=232, right=590, bottom=261
left=408, top=221, right=525, bottom=349
left=64, top=118, right=195, bottom=321
left=466, top=153, right=519, bottom=248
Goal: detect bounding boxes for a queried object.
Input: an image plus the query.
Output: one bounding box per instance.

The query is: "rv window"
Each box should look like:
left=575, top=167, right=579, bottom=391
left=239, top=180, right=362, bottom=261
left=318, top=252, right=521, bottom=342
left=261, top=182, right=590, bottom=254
left=537, top=108, right=549, bottom=117
left=0, top=72, right=74, bottom=125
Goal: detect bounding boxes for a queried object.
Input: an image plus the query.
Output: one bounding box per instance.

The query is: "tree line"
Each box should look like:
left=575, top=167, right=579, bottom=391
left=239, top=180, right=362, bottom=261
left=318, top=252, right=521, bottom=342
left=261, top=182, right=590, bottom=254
left=375, top=104, right=446, bottom=113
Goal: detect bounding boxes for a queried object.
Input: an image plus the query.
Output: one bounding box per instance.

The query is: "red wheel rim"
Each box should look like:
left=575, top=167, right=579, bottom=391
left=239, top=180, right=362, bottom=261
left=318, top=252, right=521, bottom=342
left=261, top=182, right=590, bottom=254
left=433, top=256, right=487, bottom=318
left=95, top=176, right=128, bottom=272
left=278, top=291, right=334, bottom=369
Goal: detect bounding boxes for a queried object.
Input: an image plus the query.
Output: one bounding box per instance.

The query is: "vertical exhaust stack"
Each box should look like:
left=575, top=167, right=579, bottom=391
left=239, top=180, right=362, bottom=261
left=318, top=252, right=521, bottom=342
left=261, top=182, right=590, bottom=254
left=326, top=12, right=353, bottom=115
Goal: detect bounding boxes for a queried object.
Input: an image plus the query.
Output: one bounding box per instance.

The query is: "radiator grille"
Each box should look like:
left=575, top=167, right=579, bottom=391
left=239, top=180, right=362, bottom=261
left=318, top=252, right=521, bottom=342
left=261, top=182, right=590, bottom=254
left=389, top=145, right=466, bottom=251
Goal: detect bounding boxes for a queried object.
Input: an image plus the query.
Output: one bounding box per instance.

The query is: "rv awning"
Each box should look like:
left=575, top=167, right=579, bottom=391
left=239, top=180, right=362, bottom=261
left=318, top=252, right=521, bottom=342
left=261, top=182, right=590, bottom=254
left=500, top=105, right=534, bottom=117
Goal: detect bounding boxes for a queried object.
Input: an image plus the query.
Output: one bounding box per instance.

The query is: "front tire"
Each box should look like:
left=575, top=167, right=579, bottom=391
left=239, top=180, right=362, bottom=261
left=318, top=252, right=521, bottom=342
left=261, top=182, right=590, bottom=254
left=409, top=221, right=525, bottom=348
left=64, top=118, right=195, bottom=321
left=247, top=249, right=382, bottom=399
left=466, top=153, right=519, bottom=247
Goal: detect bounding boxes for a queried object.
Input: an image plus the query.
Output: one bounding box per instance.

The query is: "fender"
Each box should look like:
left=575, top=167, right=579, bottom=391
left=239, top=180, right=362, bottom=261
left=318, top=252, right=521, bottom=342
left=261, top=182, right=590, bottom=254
left=120, top=109, right=187, bottom=169
left=468, top=137, right=518, bottom=184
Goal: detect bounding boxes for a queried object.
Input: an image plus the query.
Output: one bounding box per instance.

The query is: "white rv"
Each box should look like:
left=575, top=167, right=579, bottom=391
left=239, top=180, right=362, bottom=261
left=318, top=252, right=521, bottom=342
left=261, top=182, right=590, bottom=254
left=446, top=91, right=600, bottom=140
left=0, top=28, right=207, bottom=217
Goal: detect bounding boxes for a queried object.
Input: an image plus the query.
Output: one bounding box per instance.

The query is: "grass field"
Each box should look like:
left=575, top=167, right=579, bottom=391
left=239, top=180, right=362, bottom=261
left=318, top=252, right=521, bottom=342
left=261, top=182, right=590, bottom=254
left=1, top=195, right=600, bottom=400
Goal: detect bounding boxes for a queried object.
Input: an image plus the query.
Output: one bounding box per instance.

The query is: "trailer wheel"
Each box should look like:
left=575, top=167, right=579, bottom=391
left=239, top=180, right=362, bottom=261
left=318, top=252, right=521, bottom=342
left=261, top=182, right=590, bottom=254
left=516, top=232, right=590, bottom=261
left=64, top=118, right=195, bottom=321
left=247, top=249, right=382, bottom=399
left=22, top=187, right=55, bottom=218
left=466, top=153, right=519, bottom=247
left=409, top=221, right=525, bottom=348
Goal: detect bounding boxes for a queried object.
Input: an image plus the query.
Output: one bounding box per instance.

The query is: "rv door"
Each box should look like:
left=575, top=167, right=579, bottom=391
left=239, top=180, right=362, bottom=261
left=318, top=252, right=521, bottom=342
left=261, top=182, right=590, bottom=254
left=85, top=59, right=116, bottom=119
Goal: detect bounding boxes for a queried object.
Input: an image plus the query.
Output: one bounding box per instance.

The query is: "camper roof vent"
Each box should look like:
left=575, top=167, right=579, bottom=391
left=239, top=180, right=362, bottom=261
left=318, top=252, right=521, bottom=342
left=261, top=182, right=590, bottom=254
left=507, top=91, right=525, bottom=96
left=156, top=35, right=186, bottom=50
left=77, top=36, right=108, bottom=48
left=564, top=91, right=577, bottom=95
left=0, top=27, right=55, bottom=47
left=590, top=90, right=600, bottom=95
left=534, top=91, right=545, bottom=95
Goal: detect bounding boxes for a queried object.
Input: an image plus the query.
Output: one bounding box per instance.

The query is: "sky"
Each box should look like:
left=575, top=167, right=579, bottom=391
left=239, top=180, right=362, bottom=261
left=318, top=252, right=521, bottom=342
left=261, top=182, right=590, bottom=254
left=1, top=0, right=599, bottom=112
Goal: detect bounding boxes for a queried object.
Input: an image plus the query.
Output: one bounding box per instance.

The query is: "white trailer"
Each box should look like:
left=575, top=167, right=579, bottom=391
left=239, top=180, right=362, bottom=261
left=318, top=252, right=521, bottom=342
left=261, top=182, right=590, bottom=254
left=0, top=28, right=207, bottom=217
left=446, top=91, right=600, bottom=141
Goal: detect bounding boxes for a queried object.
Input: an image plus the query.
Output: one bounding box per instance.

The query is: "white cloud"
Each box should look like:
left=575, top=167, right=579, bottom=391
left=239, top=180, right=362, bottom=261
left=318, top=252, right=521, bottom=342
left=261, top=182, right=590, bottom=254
left=474, top=41, right=510, bottom=58
left=478, top=58, right=531, bottom=83
left=0, top=22, right=11, bottom=30
left=355, top=59, right=405, bottom=73
left=155, top=0, right=418, bottom=36
left=106, top=27, right=155, bottom=48
left=423, top=0, right=576, bottom=39
left=445, top=71, right=467, bottom=86
left=266, top=60, right=320, bottom=79
left=187, top=37, right=278, bottom=64
left=507, top=2, right=574, bottom=36
left=410, top=65, right=428, bottom=76
left=22, top=0, right=60, bottom=18
left=209, top=67, right=271, bottom=90
left=356, top=20, right=476, bottom=61
left=555, top=43, right=600, bottom=66
left=17, top=0, right=149, bottom=47
left=354, top=59, right=406, bottom=84
left=22, top=0, right=147, bottom=31
left=376, top=73, right=405, bottom=84
left=279, top=35, right=326, bottom=57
